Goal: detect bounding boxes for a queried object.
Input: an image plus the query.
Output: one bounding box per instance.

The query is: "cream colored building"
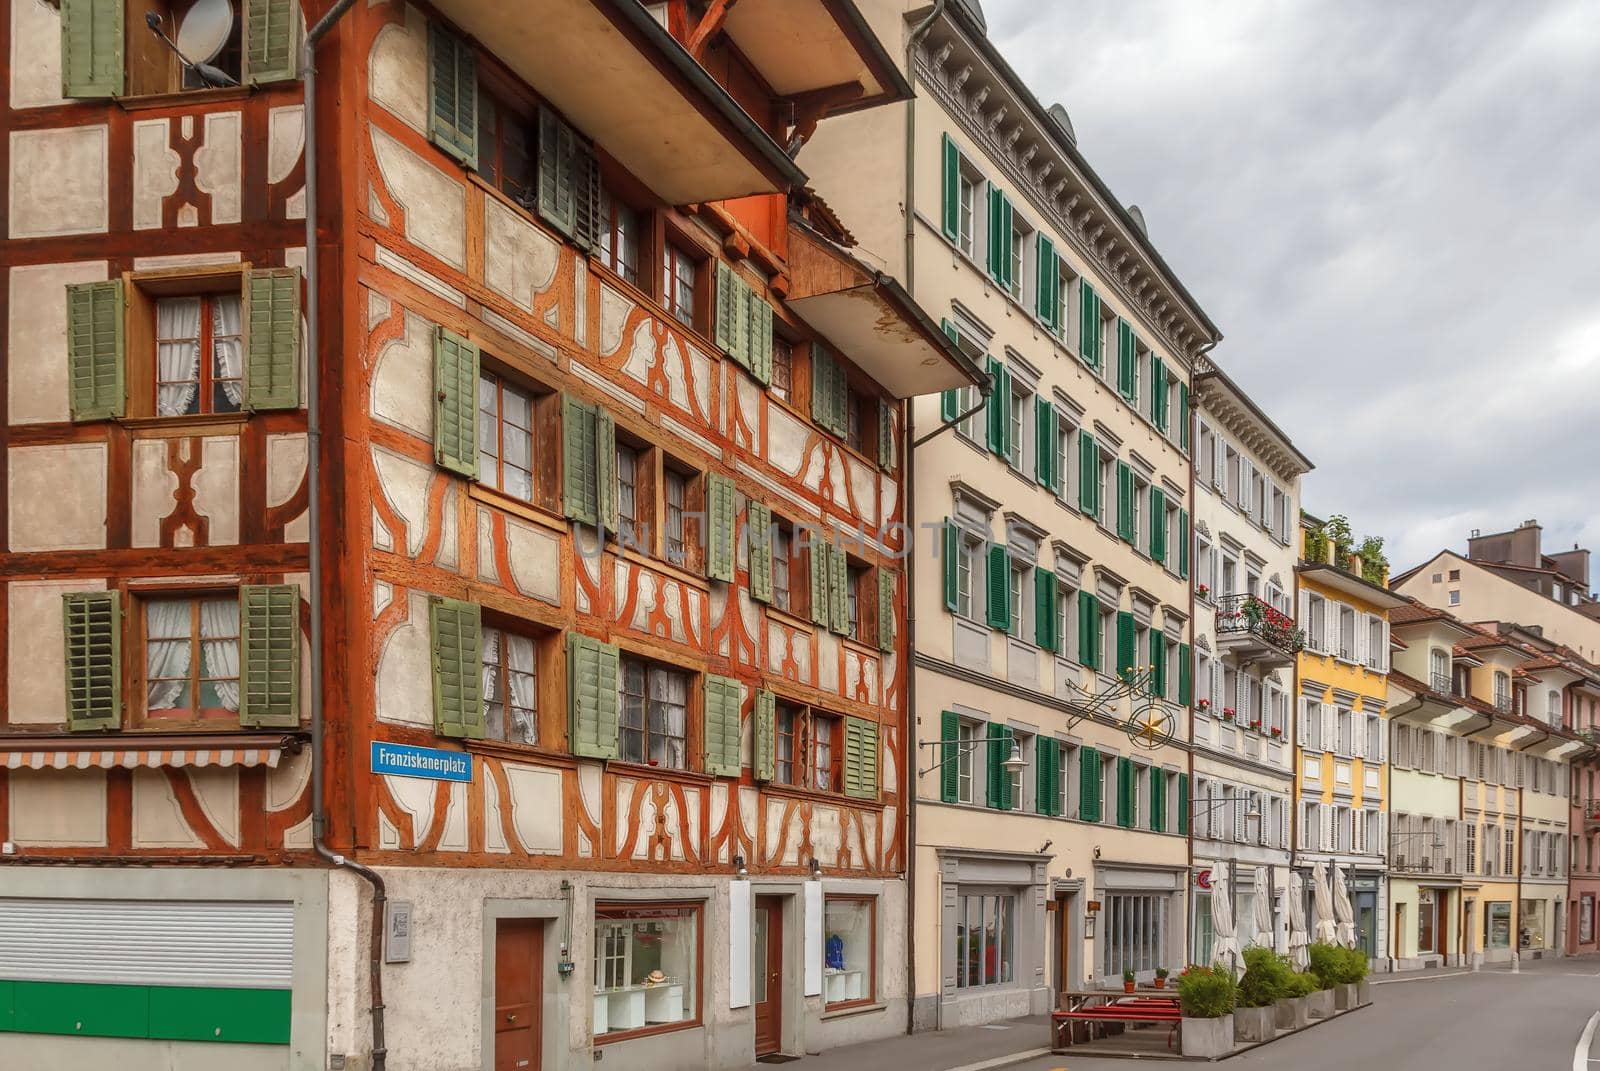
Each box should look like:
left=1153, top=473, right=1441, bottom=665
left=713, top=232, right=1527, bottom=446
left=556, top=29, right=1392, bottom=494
left=804, top=0, right=1220, bottom=1028
left=1188, top=364, right=1310, bottom=964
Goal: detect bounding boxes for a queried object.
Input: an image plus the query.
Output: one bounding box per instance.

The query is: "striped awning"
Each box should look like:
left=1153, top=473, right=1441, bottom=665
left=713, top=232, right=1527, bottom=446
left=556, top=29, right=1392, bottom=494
left=1, top=734, right=303, bottom=772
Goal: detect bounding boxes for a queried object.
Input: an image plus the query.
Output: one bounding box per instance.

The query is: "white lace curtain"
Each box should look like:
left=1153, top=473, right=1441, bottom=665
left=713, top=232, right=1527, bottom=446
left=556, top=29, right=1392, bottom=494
left=156, top=297, right=203, bottom=416
left=481, top=629, right=537, bottom=743
left=200, top=597, right=240, bottom=712
left=649, top=668, right=687, bottom=768
left=212, top=294, right=244, bottom=409
left=144, top=597, right=240, bottom=713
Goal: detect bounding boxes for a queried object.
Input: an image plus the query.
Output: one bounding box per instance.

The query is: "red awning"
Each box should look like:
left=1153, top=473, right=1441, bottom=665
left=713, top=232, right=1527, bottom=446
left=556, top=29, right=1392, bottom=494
left=0, top=733, right=303, bottom=771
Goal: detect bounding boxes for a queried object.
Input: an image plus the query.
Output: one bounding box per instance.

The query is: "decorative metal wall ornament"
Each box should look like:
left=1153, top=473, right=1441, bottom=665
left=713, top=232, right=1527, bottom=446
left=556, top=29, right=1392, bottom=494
left=1064, top=666, right=1179, bottom=750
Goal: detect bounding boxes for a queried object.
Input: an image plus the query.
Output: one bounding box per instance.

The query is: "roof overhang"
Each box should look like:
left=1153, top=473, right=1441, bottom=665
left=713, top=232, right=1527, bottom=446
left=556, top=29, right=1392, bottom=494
left=784, top=220, right=986, bottom=397
left=1194, top=362, right=1313, bottom=480
left=721, top=0, right=912, bottom=114
left=1296, top=563, right=1410, bottom=609
left=0, top=733, right=304, bottom=771
left=432, top=0, right=805, bottom=204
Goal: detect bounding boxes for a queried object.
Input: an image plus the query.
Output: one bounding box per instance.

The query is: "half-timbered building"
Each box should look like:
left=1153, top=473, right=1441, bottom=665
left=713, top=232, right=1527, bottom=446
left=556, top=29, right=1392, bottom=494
left=0, top=2, right=981, bottom=1069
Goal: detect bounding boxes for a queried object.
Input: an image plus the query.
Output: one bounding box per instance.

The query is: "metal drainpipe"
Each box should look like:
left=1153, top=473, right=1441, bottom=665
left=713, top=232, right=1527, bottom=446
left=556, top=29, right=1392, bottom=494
left=1187, top=342, right=1218, bottom=964
left=901, top=0, right=945, bottom=1038
left=303, top=3, right=388, bottom=1068
left=1510, top=722, right=1549, bottom=973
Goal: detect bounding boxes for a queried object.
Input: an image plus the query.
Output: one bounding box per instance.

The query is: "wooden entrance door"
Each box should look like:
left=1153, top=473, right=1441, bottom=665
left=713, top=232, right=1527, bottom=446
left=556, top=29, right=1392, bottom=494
left=494, top=918, right=543, bottom=1071
left=1054, top=893, right=1073, bottom=1006
left=754, top=897, right=784, bottom=1056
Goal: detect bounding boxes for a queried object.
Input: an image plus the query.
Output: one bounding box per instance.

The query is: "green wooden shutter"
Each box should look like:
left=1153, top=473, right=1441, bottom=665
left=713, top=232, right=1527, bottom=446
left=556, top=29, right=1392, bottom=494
left=942, top=521, right=960, bottom=612
left=239, top=584, right=299, bottom=728
left=1177, top=509, right=1190, bottom=578
left=1116, top=320, right=1135, bottom=400
left=434, top=327, right=480, bottom=477
left=702, top=674, right=742, bottom=777
left=998, top=195, right=1015, bottom=290
left=1149, top=486, right=1167, bottom=562
left=1078, top=433, right=1097, bottom=514
left=747, top=502, right=773, bottom=604
left=1151, top=770, right=1167, bottom=833
left=562, top=394, right=599, bottom=524
left=986, top=187, right=1003, bottom=281
left=536, top=106, right=581, bottom=237
left=1116, top=757, right=1133, bottom=828
left=809, top=536, right=830, bottom=627
left=1116, top=611, right=1136, bottom=681
left=572, top=140, right=604, bottom=254
left=706, top=473, right=736, bottom=582
left=1036, top=234, right=1057, bottom=326
left=986, top=723, right=1012, bottom=809
left=1178, top=382, right=1191, bottom=452
left=985, top=358, right=1010, bottom=458
left=940, top=710, right=960, bottom=803
left=1034, top=570, right=1056, bottom=652
left=748, top=293, right=773, bottom=385
left=244, top=0, right=297, bottom=85
left=1034, top=397, right=1054, bottom=487
left=65, top=280, right=125, bottom=421
left=1116, top=461, right=1134, bottom=542
left=567, top=633, right=620, bottom=759
left=941, top=133, right=960, bottom=241
left=985, top=544, right=1010, bottom=631
left=1178, top=773, right=1190, bottom=832
left=1080, top=746, right=1101, bottom=822
left=878, top=401, right=896, bottom=470
left=1036, top=739, right=1054, bottom=815
left=1078, top=591, right=1099, bottom=668
left=877, top=569, right=896, bottom=653
left=430, top=597, right=484, bottom=739
left=827, top=544, right=850, bottom=636
left=715, top=261, right=740, bottom=358
left=753, top=689, right=776, bottom=782
left=1178, top=643, right=1193, bottom=705
left=1150, top=355, right=1167, bottom=431
left=843, top=716, right=880, bottom=800
left=811, top=346, right=844, bottom=436
left=1150, top=631, right=1167, bottom=697
left=427, top=22, right=477, bottom=168
left=61, top=0, right=122, bottom=98
left=1079, top=282, right=1099, bottom=368
left=62, top=591, right=120, bottom=731
left=595, top=409, right=617, bottom=535
left=245, top=269, right=301, bottom=411
left=939, top=319, right=961, bottom=422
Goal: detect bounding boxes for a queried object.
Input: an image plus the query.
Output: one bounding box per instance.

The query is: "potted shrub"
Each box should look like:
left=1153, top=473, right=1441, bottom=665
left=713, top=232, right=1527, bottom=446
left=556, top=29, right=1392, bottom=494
left=1197, top=697, right=1212, bottom=713
left=1234, top=947, right=1287, bottom=1043
left=1223, top=707, right=1237, bottom=721
left=1304, top=943, right=1340, bottom=1019
left=1123, top=968, right=1137, bottom=994
left=1177, top=965, right=1236, bottom=1058
left=1249, top=718, right=1263, bottom=732
left=1270, top=726, right=1283, bottom=739
left=1333, top=945, right=1368, bottom=1010
left=1154, top=967, right=1170, bottom=989
left=1275, top=969, right=1316, bottom=1031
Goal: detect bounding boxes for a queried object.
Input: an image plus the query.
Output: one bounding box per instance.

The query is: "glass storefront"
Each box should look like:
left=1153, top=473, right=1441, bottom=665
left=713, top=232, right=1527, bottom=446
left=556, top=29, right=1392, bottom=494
left=1486, top=901, right=1512, bottom=949
left=1582, top=895, right=1595, bottom=945
left=956, top=892, right=1016, bottom=989
left=1102, top=893, right=1171, bottom=980
left=1521, top=899, right=1547, bottom=950
left=593, top=903, right=700, bottom=1039
left=823, top=896, right=875, bottom=1008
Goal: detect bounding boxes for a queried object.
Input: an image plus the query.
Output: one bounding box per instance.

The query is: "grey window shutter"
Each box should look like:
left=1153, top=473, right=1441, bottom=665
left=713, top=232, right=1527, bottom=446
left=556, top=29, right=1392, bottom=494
left=706, top=473, right=736, bottom=582
left=572, top=140, right=603, bottom=254
left=63, top=591, right=121, bottom=731
left=828, top=544, right=850, bottom=636
left=843, top=717, right=880, bottom=800
left=715, top=261, right=739, bottom=358
left=753, top=689, right=776, bottom=782
left=702, top=674, right=743, bottom=777
left=562, top=394, right=599, bottom=524
left=434, top=327, right=480, bottom=477
left=61, top=0, right=123, bottom=99
left=430, top=597, right=484, bottom=739
left=747, top=292, right=773, bottom=385
left=245, top=268, right=302, bottom=411
left=747, top=502, right=773, bottom=604
left=65, top=279, right=125, bottom=421
left=239, top=584, right=300, bottom=728
left=537, top=106, right=577, bottom=237
left=567, top=633, right=620, bottom=759
left=427, top=22, right=477, bottom=168
left=596, top=408, right=617, bottom=535
left=808, top=535, right=831, bottom=628
left=243, top=0, right=298, bottom=85
left=878, top=400, right=896, bottom=470
left=877, top=569, right=897, bottom=653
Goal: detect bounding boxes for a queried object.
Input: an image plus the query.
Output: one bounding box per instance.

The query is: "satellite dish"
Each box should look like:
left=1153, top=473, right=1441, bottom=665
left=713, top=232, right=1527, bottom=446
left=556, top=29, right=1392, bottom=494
left=176, top=0, right=235, bottom=65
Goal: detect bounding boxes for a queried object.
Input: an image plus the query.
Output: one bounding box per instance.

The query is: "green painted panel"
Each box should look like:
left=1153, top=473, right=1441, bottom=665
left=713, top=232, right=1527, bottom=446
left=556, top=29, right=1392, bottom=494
left=12, top=980, right=149, bottom=1039
left=0, top=978, right=12, bottom=1031
left=3, top=980, right=290, bottom=1044
left=147, top=985, right=291, bottom=1045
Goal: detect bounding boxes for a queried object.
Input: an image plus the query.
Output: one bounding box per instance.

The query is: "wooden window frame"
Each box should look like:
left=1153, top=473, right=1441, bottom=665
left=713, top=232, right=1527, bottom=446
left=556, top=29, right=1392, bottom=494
left=770, top=334, right=794, bottom=402
left=822, top=894, right=878, bottom=1011
left=125, top=0, right=244, bottom=98
left=478, top=611, right=561, bottom=749
left=769, top=701, right=846, bottom=796
left=474, top=83, right=537, bottom=208
left=591, top=900, right=705, bottom=1045
left=123, top=265, right=251, bottom=423
left=617, top=653, right=693, bottom=771
left=131, top=586, right=243, bottom=729
left=150, top=292, right=244, bottom=418
left=661, top=236, right=706, bottom=334
left=477, top=367, right=548, bottom=506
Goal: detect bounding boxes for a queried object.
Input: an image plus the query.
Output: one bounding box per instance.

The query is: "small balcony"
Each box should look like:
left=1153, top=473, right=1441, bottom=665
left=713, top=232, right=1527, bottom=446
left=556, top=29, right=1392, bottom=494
left=1430, top=671, right=1452, bottom=695
left=1215, top=594, right=1302, bottom=669
left=1585, top=800, right=1600, bottom=830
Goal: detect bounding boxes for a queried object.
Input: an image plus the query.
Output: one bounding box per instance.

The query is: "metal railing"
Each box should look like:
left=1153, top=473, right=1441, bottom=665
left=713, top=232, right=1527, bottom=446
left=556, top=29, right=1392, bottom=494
left=1430, top=671, right=1452, bottom=695
left=1215, top=594, right=1304, bottom=655
left=1494, top=692, right=1513, bottom=713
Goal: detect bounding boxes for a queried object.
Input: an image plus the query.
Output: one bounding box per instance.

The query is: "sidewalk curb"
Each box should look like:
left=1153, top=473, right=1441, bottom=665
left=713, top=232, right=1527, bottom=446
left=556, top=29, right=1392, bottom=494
left=944, top=1047, right=1052, bottom=1071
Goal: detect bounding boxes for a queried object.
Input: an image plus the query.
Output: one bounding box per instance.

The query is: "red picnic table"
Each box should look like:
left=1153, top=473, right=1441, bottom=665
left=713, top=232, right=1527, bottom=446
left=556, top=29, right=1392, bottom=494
left=1050, top=991, right=1182, bottom=1052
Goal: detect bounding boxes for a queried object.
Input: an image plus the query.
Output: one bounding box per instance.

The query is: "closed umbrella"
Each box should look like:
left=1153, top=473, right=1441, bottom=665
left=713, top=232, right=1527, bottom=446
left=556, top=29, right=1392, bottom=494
left=1210, top=869, right=1243, bottom=980
left=1252, top=867, right=1275, bottom=950
left=1333, top=863, right=1356, bottom=947
left=1287, top=872, right=1309, bottom=971
left=1312, top=861, right=1338, bottom=944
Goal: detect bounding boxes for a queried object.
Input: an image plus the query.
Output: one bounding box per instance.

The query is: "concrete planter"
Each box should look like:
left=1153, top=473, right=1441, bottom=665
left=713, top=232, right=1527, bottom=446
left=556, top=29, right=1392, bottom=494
left=1273, top=995, right=1310, bottom=1031
left=1233, top=1004, right=1275, bottom=1042
left=1182, top=1014, right=1235, bottom=1059
left=1334, top=983, right=1359, bottom=1010
left=1305, top=989, right=1335, bottom=1019
left=1356, top=979, right=1372, bottom=1006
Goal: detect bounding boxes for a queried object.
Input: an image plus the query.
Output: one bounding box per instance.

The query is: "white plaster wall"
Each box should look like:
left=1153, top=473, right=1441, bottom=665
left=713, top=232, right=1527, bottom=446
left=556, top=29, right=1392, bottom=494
left=375, top=589, right=434, bottom=729
left=133, top=118, right=181, bottom=231
left=484, top=197, right=562, bottom=313
left=7, top=578, right=105, bottom=726
left=368, top=3, right=428, bottom=133
left=194, top=435, right=242, bottom=545
left=8, top=443, right=109, bottom=550
left=8, top=768, right=108, bottom=847
left=369, top=306, right=435, bottom=437
left=368, top=125, right=466, bottom=269
left=8, top=259, right=110, bottom=424
left=9, top=0, right=63, bottom=110
left=9, top=125, right=109, bottom=238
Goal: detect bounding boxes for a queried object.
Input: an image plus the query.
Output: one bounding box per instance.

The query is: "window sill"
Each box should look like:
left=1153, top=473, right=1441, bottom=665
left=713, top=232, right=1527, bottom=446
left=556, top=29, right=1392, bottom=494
left=116, top=86, right=257, bottom=112
left=119, top=412, right=253, bottom=434
left=464, top=737, right=574, bottom=766
left=617, top=543, right=709, bottom=592
left=466, top=482, right=567, bottom=533
left=593, top=1020, right=703, bottom=1048
left=603, top=758, right=716, bottom=786
left=822, top=1000, right=886, bottom=1021
left=761, top=780, right=855, bottom=806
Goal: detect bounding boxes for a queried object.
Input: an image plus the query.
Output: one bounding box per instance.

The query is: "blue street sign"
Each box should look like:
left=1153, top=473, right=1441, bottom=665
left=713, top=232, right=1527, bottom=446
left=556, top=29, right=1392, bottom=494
left=370, top=741, right=473, bottom=783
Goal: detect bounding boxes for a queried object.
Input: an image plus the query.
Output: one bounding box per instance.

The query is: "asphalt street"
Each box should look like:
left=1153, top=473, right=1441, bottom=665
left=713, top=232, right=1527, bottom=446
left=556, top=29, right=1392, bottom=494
left=1006, top=957, right=1600, bottom=1071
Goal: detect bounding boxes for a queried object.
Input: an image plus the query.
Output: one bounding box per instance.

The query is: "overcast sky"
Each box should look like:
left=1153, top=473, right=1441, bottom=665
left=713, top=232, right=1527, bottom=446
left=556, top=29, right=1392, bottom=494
left=984, top=0, right=1600, bottom=582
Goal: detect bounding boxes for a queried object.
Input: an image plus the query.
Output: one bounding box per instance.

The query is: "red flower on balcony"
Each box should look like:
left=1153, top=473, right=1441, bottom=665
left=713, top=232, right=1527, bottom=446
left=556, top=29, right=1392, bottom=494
left=1197, top=698, right=1211, bottom=711
left=1250, top=719, right=1263, bottom=731
left=1223, top=707, right=1236, bottom=720
left=1270, top=727, right=1283, bottom=738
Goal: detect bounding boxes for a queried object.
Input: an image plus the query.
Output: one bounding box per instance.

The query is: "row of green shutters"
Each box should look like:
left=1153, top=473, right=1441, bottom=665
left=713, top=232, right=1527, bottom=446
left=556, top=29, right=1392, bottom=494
left=61, top=0, right=297, bottom=97
left=937, top=714, right=1188, bottom=829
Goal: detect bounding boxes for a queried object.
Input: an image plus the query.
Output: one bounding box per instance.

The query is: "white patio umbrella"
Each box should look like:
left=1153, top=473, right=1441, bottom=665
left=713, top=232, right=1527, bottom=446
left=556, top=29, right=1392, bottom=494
left=1287, top=872, right=1309, bottom=971
left=1312, top=861, right=1338, bottom=944
left=1252, top=866, right=1275, bottom=950
left=1332, top=863, right=1357, bottom=947
left=1210, top=868, right=1243, bottom=980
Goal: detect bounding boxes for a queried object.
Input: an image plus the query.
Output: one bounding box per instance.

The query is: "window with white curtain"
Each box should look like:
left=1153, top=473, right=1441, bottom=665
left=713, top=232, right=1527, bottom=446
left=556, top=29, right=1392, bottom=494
left=619, top=657, right=688, bottom=768
left=144, top=594, right=240, bottom=721
left=1102, top=893, right=1170, bottom=981
left=482, top=625, right=538, bottom=744
left=155, top=294, right=244, bottom=417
